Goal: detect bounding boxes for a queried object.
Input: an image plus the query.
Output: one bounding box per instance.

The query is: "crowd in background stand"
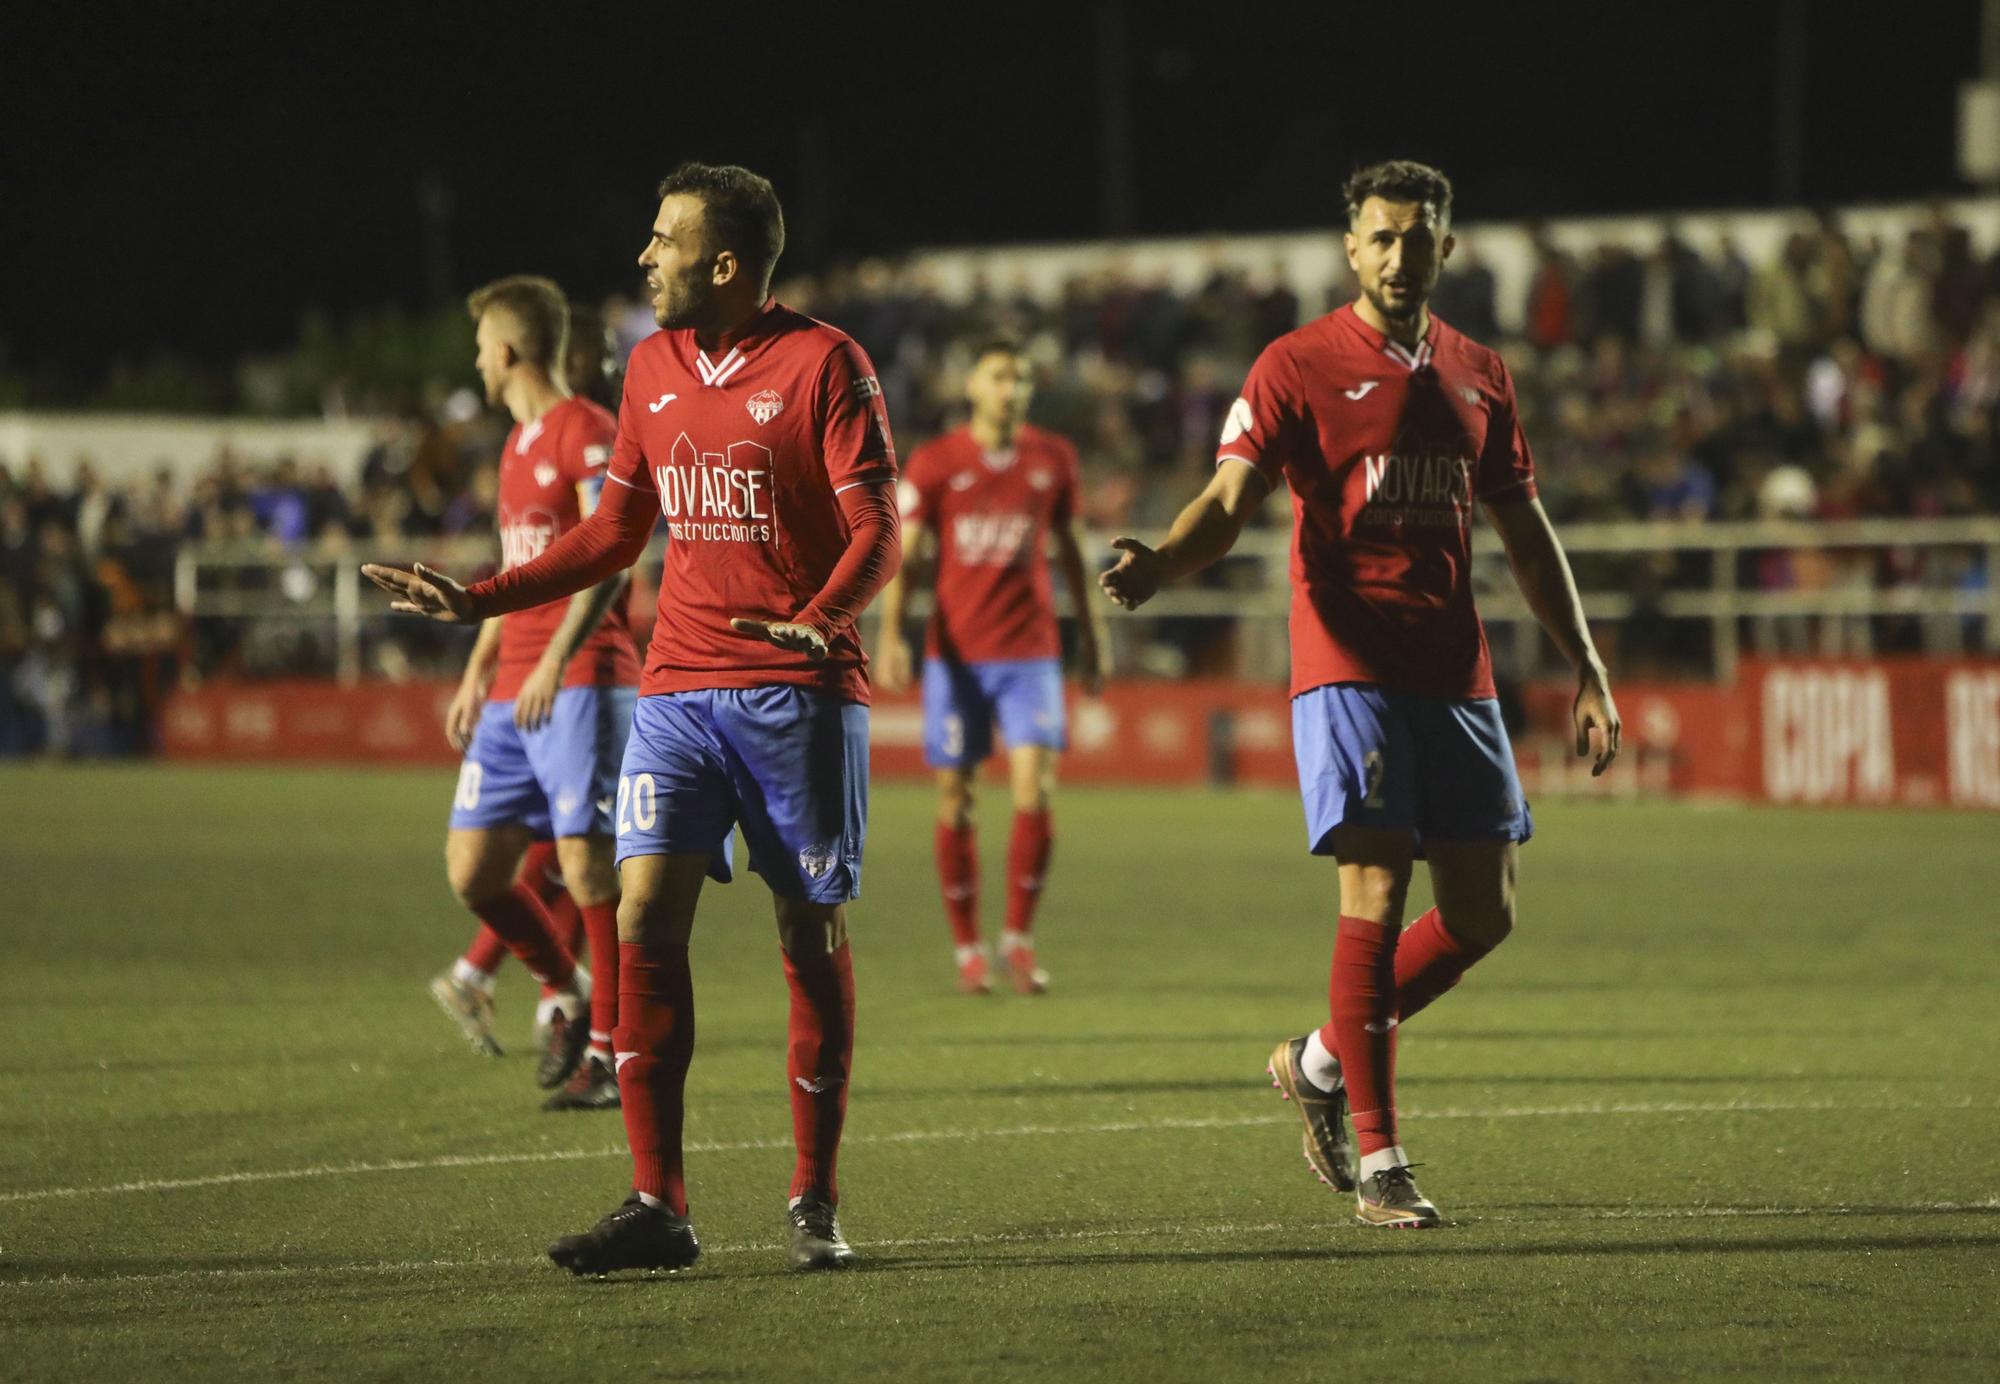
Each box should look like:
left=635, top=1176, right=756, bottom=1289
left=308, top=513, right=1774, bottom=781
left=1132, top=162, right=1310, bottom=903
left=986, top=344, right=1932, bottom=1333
left=4, top=207, right=1997, bottom=754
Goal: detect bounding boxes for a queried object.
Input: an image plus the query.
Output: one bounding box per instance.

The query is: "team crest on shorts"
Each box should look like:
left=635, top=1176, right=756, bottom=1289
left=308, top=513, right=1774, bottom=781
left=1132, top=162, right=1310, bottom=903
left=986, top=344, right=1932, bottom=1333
left=797, top=843, right=837, bottom=880
left=747, top=389, right=785, bottom=425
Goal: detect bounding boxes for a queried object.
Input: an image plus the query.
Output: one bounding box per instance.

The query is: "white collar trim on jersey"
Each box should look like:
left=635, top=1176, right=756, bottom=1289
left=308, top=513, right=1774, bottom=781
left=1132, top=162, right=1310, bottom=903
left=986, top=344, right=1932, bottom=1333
left=695, top=347, right=747, bottom=388
left=513, top=418, right=546, bottom=455
left=1382, top=338, right=1433, bottom=371
left=981, top=447, right=1018, bottom=472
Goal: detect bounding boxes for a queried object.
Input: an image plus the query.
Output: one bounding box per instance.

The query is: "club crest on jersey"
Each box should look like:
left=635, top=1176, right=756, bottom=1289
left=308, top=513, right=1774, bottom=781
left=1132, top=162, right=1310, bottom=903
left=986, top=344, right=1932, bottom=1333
left=746, top=389, right=785, bottom=425
left=798, top=844, right=838, bottom=880
left=1029, top=470, right=1053, bottom=491
left=533, top=462, right=559, bottom=489
left=1459, top=385, right=1484, bottom=407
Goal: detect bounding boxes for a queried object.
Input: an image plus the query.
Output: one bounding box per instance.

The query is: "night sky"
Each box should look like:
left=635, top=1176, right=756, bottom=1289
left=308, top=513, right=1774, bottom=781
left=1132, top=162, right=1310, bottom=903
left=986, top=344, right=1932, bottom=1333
left=2, top=0, right=1981, bottom=384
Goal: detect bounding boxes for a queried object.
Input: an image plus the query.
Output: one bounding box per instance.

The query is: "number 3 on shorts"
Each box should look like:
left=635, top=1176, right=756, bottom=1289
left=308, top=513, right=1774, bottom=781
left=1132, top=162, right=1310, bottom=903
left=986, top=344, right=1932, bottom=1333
left=616, top=773, right=657, bottom=834
left=1362, top=749, right=1386, bottom=809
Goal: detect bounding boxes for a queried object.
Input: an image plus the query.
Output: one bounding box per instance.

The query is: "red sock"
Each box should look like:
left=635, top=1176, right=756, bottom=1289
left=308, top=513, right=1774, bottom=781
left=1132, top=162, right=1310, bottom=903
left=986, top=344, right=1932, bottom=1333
left=1003, top=808, right=1053, bottom=940
left=934, top=821, right=980, bottom=948
left=580, top=901, right=620, bottom=1056
left=544, top=892, right=585, bottom=962
left=783, top=940, right=855, bottom=1203
left=516, top=842, right=583, bottom=1000
left=468, top=885, right=575, bottom=988
left=615, top=942, right=694, bottom=1215
left=461, top=926, right=507, bottom=975
left=1395, top=907, right=1500, bottom=1023
left=1320, top=915, right=1399, bottom=1157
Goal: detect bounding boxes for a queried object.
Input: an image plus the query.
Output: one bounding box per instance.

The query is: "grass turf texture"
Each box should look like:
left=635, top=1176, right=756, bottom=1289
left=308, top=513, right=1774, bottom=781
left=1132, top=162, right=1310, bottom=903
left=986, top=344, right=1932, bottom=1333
left=1, top=762, right=1996, bottom=1383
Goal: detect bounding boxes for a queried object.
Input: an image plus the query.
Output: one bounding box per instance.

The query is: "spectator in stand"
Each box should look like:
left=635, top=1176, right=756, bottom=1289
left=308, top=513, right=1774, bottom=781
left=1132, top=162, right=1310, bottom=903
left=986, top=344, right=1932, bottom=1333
left=1431, top=243, right=1499, bottom=342
left=1524, top=224, right=1575, bottom=353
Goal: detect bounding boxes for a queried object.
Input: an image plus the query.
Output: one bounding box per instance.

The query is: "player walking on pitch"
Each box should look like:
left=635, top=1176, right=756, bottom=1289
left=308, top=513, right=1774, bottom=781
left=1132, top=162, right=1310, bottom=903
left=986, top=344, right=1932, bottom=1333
left=434, top=301, right=624, bottom=1085
left=367, top=163, right=900, bottom=1273
left=429, top=277, right=638, bottom=1107
left=875, top=339, right=1109, bottom=995
left=1101, top=161, right=1619, bottom=1228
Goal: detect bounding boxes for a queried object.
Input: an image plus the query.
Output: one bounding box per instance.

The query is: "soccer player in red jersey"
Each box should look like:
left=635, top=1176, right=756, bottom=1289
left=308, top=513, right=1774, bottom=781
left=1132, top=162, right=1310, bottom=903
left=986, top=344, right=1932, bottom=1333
left=438, top=303, right=621, bottom=1054
left=1102, top=161, right=1620, bottom=1229
left=875, top=339, right=1108, bottom=995
left=426, top=277, right=641, bottom=1110
left=366, top=164, right=900, bottom=1274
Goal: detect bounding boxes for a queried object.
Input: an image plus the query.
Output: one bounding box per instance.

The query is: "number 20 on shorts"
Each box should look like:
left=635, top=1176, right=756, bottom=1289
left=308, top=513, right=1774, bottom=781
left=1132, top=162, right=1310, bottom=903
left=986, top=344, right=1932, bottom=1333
left=617, top=774, right=657, bottom=833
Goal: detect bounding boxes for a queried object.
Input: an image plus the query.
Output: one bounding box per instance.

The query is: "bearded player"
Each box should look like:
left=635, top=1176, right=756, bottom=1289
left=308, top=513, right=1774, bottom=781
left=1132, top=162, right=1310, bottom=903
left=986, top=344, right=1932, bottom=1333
left=875, top=339, right=1108, bottom=995
left=1102, top=161, right=1620, bottom=1229
left=426, top=277, right=639, bottom=1110
left=367, top=163, right=899, bottom=1274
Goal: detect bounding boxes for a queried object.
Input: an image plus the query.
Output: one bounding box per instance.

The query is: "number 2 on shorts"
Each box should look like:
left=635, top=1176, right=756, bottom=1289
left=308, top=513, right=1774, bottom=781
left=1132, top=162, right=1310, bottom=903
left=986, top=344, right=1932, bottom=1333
left=1362, top=749, right=1386, bottom=809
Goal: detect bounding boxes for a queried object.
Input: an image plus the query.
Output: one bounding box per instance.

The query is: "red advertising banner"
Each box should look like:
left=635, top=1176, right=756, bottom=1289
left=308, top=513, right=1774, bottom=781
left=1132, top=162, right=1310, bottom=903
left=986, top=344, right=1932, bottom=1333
left=159, top=659, right=2000, bottom=808
left=1516, top=659, right=2000, bottom=808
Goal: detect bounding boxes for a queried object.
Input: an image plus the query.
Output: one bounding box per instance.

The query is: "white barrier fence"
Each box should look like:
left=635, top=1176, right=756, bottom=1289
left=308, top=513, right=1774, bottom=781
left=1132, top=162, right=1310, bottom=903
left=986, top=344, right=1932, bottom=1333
left=175, top=517, right=1999, bottom=688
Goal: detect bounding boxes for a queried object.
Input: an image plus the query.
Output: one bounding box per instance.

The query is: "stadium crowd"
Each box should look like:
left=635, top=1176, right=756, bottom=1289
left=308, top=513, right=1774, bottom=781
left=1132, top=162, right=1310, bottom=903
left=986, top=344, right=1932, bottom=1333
left=4, top=208, right=1997, bottom=753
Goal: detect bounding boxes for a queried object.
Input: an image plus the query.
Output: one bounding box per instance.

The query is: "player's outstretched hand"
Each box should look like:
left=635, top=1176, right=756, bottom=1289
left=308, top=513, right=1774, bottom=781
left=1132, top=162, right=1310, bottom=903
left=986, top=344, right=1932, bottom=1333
left=875, top=632, right=915, bottom=694
left=730, top=617, right=829, bottom=662
left=362, top=562, right=476, bottom=623
left=1099, top=537, right=1164, bottom=611
left=1574, top=669, right=1622, bottom=776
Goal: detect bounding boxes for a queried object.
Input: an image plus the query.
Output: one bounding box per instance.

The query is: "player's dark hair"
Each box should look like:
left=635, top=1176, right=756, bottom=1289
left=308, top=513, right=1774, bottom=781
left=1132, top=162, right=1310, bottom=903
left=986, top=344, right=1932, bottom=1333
left=657, top=162, right=787, bottom=293
left=465, top=276, right=569, bottom=373
left=968, top=335, right=1025, bottom=366
left=1343, top=160, right=1454, bottom=229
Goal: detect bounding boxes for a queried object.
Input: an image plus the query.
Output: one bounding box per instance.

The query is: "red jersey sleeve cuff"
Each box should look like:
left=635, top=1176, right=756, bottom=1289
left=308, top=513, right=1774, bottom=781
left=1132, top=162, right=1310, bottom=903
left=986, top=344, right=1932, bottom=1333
left=1217, top=454, right=1277, bottom=488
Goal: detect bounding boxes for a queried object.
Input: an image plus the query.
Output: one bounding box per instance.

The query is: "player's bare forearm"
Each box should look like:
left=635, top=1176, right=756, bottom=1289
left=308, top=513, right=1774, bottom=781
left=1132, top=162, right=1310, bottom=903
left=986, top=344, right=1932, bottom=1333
left=1156, top=464, right=1265, bottom=581
left=544, top=572, right=631, bottom=669
left=1103, top=463, right=1266, bottom=610
left=1485, top=496, right=1607, bottom=679
left=461, top=617, right=503, bottom=685
left=877, top=522, right=929, bottom=630
left=1055, top=520, right=1110, bottom=649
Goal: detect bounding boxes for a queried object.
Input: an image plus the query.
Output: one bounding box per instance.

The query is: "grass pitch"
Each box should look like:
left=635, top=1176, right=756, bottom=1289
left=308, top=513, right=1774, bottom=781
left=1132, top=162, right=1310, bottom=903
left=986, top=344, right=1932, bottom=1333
left=1, top=763, right=1996, bottom=1382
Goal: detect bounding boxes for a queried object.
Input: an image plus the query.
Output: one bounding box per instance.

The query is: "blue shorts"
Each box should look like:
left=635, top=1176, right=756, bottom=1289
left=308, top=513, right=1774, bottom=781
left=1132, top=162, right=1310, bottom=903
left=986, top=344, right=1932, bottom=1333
left=450, top=686, right=635, bottom=839
left=615, top=687, right=869, bottom=903
left=922, top=657, right=1066, bottom=768
left=1292, top=683, right=1532, bottom=856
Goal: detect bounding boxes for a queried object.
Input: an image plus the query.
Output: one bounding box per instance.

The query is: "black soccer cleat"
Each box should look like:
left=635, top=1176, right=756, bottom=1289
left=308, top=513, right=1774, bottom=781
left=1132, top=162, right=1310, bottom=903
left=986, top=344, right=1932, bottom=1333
left=542, top=1053, right=621, bottom=1112
left=786, top=1192, right=855, bottom=1271
left=548, top=1193, right=701, bottom=1276
left=1267, top=1034, right=1358, bottom=1192
left=535, top=998, right=591, bottom=1091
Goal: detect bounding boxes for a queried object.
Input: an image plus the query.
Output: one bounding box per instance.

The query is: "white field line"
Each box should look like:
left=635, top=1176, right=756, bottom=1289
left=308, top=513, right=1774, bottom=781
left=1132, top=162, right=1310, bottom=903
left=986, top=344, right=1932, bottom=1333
left=1, top=1097, right=1989, bottom=1207
left=4, top=1199, right=1998, bottom=1292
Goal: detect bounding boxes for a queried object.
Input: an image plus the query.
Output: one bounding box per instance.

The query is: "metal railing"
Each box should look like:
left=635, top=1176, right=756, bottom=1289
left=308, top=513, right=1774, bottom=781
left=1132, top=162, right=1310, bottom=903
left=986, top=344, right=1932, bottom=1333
left=175, top=517, right=2000, bottom=686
